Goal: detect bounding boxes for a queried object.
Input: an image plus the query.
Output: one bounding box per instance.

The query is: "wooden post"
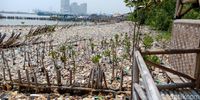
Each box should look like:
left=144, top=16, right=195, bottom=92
left=69, top=70, right=72, bottom=86
left=3, top=68, right=6, bottom=81
left=56, top=70, right=61, bottom=86
left=120, top=69, right=123, bottom=91
left=88, top=69, right=92, bottom=88
left=45, top=70, right=50, bottom=87
left=18, top=70, right=22, bottom=91
left=195, top=41, right=200, bottom=88
left=103, top=72, right=108, bottom=89
left=33, top=72, right=38, bottom=92
left=26, top=70, right=30, bottom=85
left=8, top=69, right=13, bottom=84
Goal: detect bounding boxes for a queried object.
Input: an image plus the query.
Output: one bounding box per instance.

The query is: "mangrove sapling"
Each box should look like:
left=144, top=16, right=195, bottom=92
left=114, top=34, right=119, bottom=46
left=143, top=34, right=154, bottom=50
left=91, top=54, right=104, bottom=88
left=110, top=38, right=118, bottom=81
left=59, top=45, right=67, bottom=69
left=67, top=44, right=77, bottom=81
left=49, top=50, right=60, bottom=70
left=89, top=38, right=95, bottom=54
left=123, top=33, right=131, bottom=61
left=103, top=49, right=111, bottom=63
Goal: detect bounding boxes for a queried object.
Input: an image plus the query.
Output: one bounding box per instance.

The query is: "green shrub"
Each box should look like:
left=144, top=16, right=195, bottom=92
left=143, top=35, right=154, bottom=49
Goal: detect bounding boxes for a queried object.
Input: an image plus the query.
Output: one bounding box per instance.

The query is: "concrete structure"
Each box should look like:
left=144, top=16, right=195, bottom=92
left=60, top=0, right=70, bottom=14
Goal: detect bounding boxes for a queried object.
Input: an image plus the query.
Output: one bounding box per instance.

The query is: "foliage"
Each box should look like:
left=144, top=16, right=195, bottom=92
left=114, top=34, right=119, bottom=46
left=144, top=55, right=161, bottom=64
left=155, top=32, right=171, bottom=42
left=91, top=54, right=102, bottom=64
left=103, top=49, right=111, bottom=57
left=59, top=45, right=67, bottom=53
left=143, top=34, right=154, bottom=49
left=124, top=0, right=200, bottom=31
left=49, top=51, right=59, bottom=59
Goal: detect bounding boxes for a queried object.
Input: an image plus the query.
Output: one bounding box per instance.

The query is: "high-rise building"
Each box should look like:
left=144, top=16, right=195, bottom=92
left=80, top=3, right=87, bottom=15
left=60, top=0, right=70, bottom=14
left=60, top=0, right=87, bottom=15
left=70, top=2, right=87, bottom=15
left=70, top=2, right=79, bottom=15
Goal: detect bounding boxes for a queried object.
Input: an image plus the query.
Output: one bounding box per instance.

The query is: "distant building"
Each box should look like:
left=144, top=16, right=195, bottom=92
left=80, top=3, right=87, bottom=15
left=70, top=2, right=87, bottom=15
left=70, top=2, right=79, bottom=15
left=60, top=0, right=70, bottom=14
left=60, top=0, right=87, bottom=15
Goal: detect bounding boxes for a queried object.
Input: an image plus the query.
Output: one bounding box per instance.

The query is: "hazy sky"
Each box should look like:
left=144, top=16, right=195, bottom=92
left=0, top=0, right=130, bottom=14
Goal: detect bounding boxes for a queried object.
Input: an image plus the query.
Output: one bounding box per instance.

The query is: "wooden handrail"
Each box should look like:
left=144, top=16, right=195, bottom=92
left=141, top=48, right=200, bottom=55
left=135, top=51, right=162, bottom=100
left=145, top=60, right=195, bottom=81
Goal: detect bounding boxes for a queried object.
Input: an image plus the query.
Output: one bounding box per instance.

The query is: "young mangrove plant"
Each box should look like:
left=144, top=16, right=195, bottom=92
left=49, top=50, right=60, bottom=70
left=59, top=45, right=67, bottom=69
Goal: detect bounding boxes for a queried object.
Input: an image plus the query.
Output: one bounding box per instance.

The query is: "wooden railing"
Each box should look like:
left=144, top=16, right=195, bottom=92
left=132, top=48, right=200, bottom=99
left=142, top=48, right=200, bottom=88
left=132, top=50, right=162, bottom=100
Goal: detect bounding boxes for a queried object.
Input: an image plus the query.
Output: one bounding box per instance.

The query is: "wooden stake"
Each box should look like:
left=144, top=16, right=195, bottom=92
left=3, top=68, right=6, bottom=81
left=8, top=69, right=12, bottom=84
left=120, top=69, right=124, bottom=91
left=56, top=70, right=61, bottom=86
left=45, top=70, right=50, bottom=87
left=26, top=70, right=30, bottom=85
left=33, top=72, right=38, bottom=92
left=69, top=70, right=72, bottom=86
left=18, top=70, right=22, bottom=91
left=103, top=72, right=107, bottom=89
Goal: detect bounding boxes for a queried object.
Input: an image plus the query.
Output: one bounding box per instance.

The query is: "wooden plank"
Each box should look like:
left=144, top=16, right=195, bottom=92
left=145, top=60, right=195, bottom=81
left=141, top=48, right=200, bottom=55
left=166, top=72, right=184, bottom=83
left=157, top=82, right=194, bottom=90
left=135, top=51, right=162, bottom=100
left=134, top=83, right=147, bottom=100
